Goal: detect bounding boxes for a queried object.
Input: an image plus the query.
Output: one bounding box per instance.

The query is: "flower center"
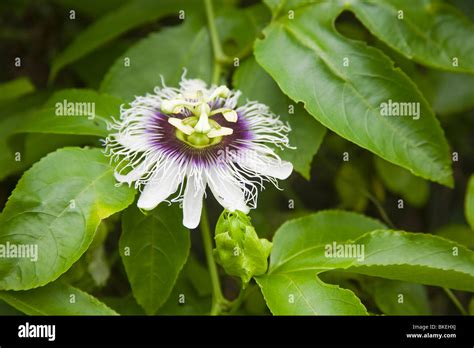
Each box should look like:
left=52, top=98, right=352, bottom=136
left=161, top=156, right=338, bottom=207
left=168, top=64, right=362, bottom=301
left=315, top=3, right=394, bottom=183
left=161, top=85, right=238, bottom=148
left=175, top=117, right=223, bottom=148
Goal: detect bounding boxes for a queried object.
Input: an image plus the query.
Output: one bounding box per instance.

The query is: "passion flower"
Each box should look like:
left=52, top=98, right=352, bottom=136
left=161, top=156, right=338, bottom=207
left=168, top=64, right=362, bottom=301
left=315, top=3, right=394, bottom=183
left=104, top=74, right=293, bottom=228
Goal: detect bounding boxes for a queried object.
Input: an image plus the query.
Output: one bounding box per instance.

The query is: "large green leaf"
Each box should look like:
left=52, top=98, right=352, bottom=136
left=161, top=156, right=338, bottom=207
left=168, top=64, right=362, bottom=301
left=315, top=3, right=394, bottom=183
left=255, top=1, right=453, bottom=186
left=15, top=89, right=123, bottom=137
left=349, top=0, right=474, bottom=74
left=466, top=175, right=474, bottom=230
left=0, top=147, right=135, bottom=290
left=258, top=210, right=474, bottom=314
left=343, top=231, right=474, bottom=291
left=233, top=57, right=326, bottom=179
left=257, top=210, right=385, bottom=315
left=100, top=19, right=212, bottom=101
left=265, top=0, right=474, bottom=74
left=0, top=282, right=117, bottom=315
left=120, top=205, right=190, bottom=315
left=50, top=0, right=200, bottom=80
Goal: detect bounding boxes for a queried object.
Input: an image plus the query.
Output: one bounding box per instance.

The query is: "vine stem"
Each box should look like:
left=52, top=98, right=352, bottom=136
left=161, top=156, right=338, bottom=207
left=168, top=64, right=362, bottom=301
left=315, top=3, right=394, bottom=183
left=200, top=204, right=225, bottom=315
left=443, top=288, right=467, bottom=315
left=204, top=0, right=229, bottom=84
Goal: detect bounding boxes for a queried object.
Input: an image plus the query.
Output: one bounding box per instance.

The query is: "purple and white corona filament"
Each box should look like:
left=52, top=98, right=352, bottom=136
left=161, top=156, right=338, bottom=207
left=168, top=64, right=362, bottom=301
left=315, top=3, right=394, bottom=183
left=104, top=74, right=293, bottom=229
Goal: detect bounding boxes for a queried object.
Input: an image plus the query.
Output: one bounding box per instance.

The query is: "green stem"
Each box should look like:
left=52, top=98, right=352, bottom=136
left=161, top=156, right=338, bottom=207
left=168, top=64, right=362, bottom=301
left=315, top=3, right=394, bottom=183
left=229, top=285, right=248, bottom=314
left=204, top=0, right=223, bottom=59
left=204, top=0, right=230, bottom=85
left=211, top=63, right=222, bottom=86
left=443, top=288, right=467, bottom=315
left=200, top=205, right=224, bottom=315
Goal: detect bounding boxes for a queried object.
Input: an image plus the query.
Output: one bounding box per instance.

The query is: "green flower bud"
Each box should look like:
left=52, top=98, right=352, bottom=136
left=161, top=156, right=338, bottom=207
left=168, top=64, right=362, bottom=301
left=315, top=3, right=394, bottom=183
left=213, top=210, right=272, bottom=285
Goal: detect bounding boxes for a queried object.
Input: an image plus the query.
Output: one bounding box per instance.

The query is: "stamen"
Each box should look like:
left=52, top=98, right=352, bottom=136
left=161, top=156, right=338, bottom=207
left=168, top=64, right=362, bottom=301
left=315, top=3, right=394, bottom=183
left=208, top=86, right=230, bottom=100
left=222, top=110, right=238, bottom=122
left=207, top=126, right=234, bottom=138
left=168, top=118, right=194, bottom=135
left=209, top=108, right=238, bottom=122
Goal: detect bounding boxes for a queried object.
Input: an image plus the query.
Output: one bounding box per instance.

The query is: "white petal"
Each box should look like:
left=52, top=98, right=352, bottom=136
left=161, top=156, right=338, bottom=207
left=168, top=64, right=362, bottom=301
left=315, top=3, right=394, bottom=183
left=240, top=156, right=293, bottom=180
left=137, top=163, right=184, bottom=210
left=207, top=170, right=249, bottom=213
left=114, top=160, right=152, bottom=184
left=182, top=176, right=206, bottom=229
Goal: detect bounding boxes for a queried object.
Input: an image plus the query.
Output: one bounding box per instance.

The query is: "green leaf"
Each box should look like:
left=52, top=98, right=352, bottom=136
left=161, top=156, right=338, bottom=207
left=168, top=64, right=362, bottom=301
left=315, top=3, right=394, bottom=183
left=374, top=156, right=429, bottom=207
left=270, top=211, right=474, bottom=290
left=466, top=175, right=474, bottom=230
left=0, top=133, right=97, bottom=181
left=346, top=231, right=474, bottom=291
left=233, top=57, right=326, bottom=179
left=15, top=89, right=123, bottom=137
left=0, top=77, right=34, bottom=102
left=101, top=19, right=212, bottom=101
left=257, top=210, right=384, bottom=315
left=0, top=282, right=117, bottom=315
left=120, top=205, right=190, bottom=315
left=50, top=0, right=201, bottom=80
left=256, top=270, right=368, bottom=315
left=372, top=279, right=431, bottom=315
left=258, top=210, right=474, bottom=314
left=348, top=0, right=474, bottom=74
left=255, top=1, right=453, bottom=186
left=0, top=147, right=136, bottom=290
